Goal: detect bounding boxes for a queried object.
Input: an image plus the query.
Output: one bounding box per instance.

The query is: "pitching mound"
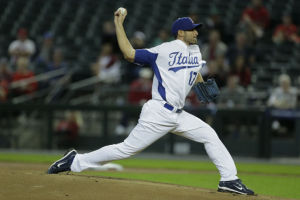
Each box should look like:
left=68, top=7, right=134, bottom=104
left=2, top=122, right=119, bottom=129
left=0, top=163, right=291, bottom=200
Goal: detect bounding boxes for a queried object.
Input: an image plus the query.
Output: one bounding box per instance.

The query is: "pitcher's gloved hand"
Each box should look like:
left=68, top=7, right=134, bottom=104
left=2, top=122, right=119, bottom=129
left=193, top=78, right=220, bottom=103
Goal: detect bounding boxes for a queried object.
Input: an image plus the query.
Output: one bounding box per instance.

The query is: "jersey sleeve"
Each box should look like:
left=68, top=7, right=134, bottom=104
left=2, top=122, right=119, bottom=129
left=134, top=46, right=160, bottom=65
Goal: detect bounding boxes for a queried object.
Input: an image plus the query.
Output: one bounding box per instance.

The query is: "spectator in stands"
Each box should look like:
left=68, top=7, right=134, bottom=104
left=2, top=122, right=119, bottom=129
left=131, top=31, right=146, bottom=49
left=227, top=32, right=256, bottom=67
left=55, top=111, right=82, bottom=149
left=43, top=48, right=70, bottom=102
left=201, top=30, right=227, bottom=67
left=8, top=28, right=36, bottom=65
left=11, top=57, right=37, bottom=97
left=230, top=55, right=251, bottom=87
left=272, top=14, right=300, bottom=45
left=239, top=0, right=270, bottom=41
left=115, top=68, right=153, bottom=136
left=151, top=29, right=172, bottom=46
left=267, top=74, right=297, bottom=109
left=0, top=58, right=12, bottom=102
left=205, top=7, right=226, bottom=41
left=46, top=48, right=69, bottom=85
left=91, top=42, right=121, bottom=84
left=35, top=32, right=55, bottom=74
left=267, top=74, right=298, bottom=137
left=36, top=32, right=55, bottom=67
left=218, top=75, right=247, bottom=108
left=218, top=75, right=248, bottom=139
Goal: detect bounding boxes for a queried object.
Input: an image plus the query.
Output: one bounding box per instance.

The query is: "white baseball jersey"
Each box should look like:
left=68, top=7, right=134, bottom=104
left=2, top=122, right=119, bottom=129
left=134, top=39, right=205, bottom=109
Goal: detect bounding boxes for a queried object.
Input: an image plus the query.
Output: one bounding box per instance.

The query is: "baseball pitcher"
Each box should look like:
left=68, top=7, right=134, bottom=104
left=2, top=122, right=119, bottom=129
left=48, top=8, right=254, bottom=195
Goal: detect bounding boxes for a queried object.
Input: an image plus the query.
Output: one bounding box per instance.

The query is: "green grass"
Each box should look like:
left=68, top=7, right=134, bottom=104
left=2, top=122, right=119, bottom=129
left=0, top=153, right=60, bottom=163
left=1, top=152, right=300, bottom=199
left=113, top=159, right=300, bottom=176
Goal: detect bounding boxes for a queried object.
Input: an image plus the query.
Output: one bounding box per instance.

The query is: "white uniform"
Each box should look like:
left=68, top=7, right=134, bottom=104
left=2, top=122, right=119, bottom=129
left=71, top=40, right=238, bottom=181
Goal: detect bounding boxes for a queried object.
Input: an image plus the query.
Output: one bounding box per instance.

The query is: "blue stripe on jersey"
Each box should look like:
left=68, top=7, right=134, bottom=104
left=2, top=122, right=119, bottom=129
left=168, top=66, right=186, bottom=72
left=152, top=56, right=167, bottom=101
left=168, top=65, right=199, bottom=73
left=134, top=49, right=166, bottom=101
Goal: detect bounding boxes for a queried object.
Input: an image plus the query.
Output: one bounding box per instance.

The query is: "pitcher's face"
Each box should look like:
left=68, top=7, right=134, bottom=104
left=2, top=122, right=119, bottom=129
left=183, top=29, right=198, bottom=45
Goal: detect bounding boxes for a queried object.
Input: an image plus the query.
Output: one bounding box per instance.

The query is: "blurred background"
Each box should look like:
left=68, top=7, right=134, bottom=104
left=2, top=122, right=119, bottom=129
left=0, top=0, right=299, bottom=158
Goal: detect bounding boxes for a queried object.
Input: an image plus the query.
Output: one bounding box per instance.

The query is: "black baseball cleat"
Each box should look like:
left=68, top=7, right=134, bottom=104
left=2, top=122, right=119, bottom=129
left=47, top=149, right=77, bottom=174
left=218, top=179, right=255, bottom=195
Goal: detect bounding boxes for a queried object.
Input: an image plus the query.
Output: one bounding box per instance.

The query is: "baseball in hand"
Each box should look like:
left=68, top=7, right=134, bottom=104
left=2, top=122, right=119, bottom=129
left=117, top=7, right=127, bottom=16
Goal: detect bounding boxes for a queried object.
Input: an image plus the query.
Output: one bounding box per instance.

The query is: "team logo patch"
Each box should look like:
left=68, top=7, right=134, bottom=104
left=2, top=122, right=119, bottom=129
left=168, top=52, right=199, bottom=66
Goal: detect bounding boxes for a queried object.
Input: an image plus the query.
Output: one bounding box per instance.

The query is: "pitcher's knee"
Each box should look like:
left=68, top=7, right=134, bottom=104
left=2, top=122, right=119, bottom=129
left=201, top=125, right=222, bottom=142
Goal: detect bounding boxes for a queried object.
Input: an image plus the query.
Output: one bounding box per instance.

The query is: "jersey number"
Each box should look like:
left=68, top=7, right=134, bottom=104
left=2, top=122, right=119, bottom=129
left=188, top=71, right=197, bottom=86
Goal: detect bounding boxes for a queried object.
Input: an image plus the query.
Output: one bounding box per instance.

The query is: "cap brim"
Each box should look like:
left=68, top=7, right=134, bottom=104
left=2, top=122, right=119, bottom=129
left=193, top=23, right=203, bottom=29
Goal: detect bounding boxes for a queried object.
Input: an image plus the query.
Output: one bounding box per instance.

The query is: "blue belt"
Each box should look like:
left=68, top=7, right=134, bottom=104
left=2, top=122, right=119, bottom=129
left=164, top=103, right=183, bottom=113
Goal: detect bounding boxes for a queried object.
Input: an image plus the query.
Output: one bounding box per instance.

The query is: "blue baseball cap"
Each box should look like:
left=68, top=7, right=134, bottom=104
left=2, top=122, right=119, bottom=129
left=171, top=17, right=203, bottom=36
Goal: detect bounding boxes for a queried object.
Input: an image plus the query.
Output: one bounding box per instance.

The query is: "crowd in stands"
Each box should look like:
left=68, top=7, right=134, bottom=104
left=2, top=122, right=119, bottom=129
left=0, top=0, right=299, bottom=143
left=0, top=0, right=299, bottom=111
left=196, top=0, right=299, bottom=110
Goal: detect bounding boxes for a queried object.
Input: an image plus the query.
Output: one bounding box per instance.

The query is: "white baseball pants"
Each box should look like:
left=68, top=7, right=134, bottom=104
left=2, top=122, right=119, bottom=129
left=71, top=99, right=238, bottom=181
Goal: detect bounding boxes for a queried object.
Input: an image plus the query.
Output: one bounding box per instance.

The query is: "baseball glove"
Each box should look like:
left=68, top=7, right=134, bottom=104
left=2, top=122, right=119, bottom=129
left=193, top=78, right=220, bottom=103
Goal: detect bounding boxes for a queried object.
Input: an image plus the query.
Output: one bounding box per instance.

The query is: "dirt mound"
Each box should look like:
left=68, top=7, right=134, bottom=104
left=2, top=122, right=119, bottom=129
left=0, top=163, right=292, bottom=200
